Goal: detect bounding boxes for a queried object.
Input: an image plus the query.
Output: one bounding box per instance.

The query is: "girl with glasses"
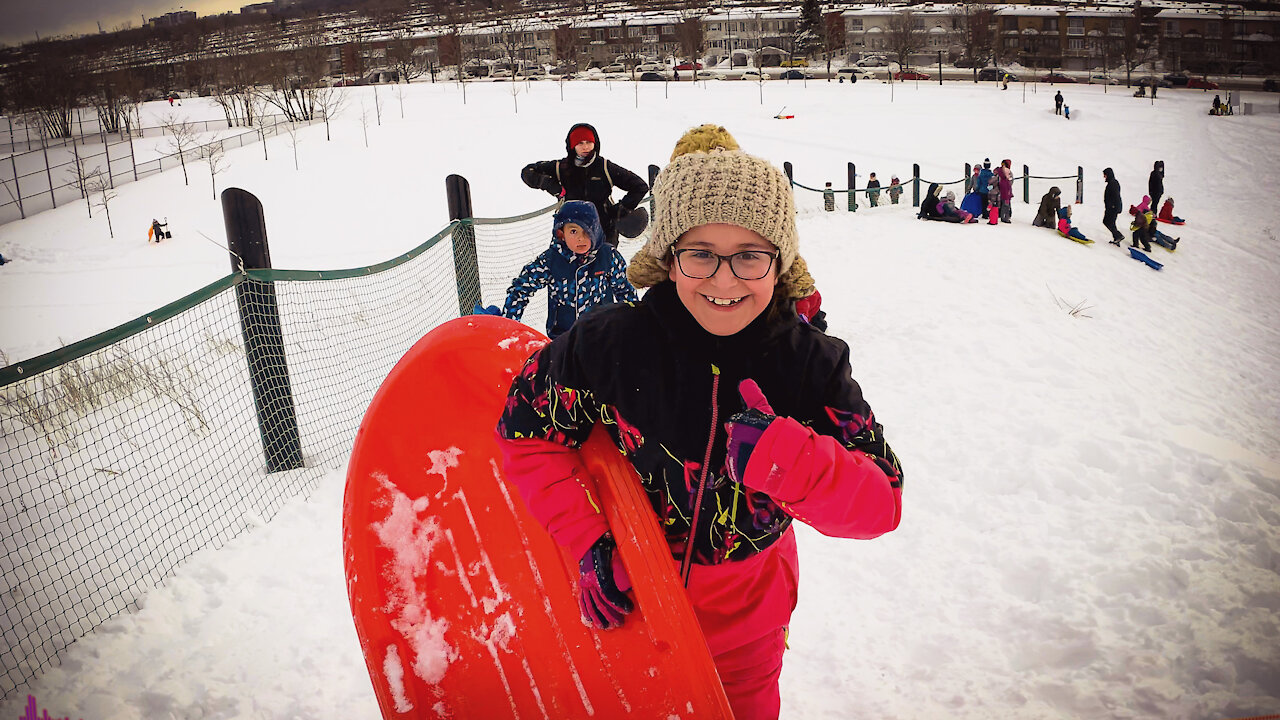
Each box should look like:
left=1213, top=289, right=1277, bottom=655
left=497, top=126, right=904, bottom=720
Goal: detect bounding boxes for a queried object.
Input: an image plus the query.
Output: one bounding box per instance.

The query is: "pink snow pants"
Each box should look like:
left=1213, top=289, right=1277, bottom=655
left=686, top=529, right=799, bottom=720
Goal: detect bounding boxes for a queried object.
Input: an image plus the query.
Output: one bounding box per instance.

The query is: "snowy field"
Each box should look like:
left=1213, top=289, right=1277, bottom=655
left=2, top=76, right=1279, bottom=719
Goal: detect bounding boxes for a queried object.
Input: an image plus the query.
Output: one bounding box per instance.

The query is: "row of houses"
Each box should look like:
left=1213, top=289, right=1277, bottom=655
left=351, top=2, right=1276, bottom=77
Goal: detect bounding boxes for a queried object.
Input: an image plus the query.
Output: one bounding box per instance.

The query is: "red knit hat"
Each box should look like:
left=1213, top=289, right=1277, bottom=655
left=569, top=126, right=596, bottom=147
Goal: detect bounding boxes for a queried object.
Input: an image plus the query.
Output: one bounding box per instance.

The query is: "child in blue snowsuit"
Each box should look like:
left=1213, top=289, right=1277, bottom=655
left=488, top=200, right=637, bottom=339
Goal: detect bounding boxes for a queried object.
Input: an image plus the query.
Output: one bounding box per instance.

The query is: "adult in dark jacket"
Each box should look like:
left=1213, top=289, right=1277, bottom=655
left=521, top=122, right=650, bottom=246
left=976, top=160, right=994, bottom=213
left=1033, top=187, right=1062, bottom=228
left=1103, top=167, right=1124, bottom=244
left=1054, top=91, right=1063, bottom=115
left=919, top=182, right=944, bottom=220
left=1148, top=160, right=1165, bottom=214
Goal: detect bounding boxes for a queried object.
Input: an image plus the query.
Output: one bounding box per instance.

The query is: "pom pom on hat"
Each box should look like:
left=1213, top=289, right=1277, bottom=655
left=669, top=124, right=740, bottom=160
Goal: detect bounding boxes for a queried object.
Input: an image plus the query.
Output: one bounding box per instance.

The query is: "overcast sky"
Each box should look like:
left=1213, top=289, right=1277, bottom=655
left=0, top=0, right=247, bottom=47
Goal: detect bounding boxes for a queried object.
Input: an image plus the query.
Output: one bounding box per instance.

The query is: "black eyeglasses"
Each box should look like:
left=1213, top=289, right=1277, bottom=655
left=672, top=248, right=779, bottom=281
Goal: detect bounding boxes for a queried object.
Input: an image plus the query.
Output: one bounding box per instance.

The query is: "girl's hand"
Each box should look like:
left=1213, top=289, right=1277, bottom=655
left=724, top=379, right=777, bottom=484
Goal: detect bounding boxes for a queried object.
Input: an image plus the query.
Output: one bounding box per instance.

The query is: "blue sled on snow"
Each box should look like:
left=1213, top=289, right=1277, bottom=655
left=1128, top=246, right=1163, bottom=270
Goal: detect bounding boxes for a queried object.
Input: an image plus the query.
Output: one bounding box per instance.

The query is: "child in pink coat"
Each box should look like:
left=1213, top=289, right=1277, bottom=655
left=496, top=128, right=904, bottom=720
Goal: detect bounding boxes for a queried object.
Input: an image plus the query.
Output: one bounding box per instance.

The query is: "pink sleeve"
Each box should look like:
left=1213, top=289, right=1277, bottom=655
left=496, top=434, right=609, bottom=559
left=740, top=418, right=902, bottom=539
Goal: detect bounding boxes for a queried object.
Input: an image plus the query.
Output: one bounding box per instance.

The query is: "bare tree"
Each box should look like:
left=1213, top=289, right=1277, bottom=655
left=284, top=120, right=302, bottom=170
left=161, top=114, right=199, bottom=186
left=958, top=2, right=996, bottom=81
left=386, top=31, right=429, bottom=84
left=359, top=99, right=372, bottom=148
left=199, top=140, right=229, bottom=200
left=554, top=23, right=581, bottom=70
left=8, top=49, right=82, bottom=139
left=64, top=144, right=99, bottom=217
left=89, top=68, right=144, bottom=135
left=886, top=9, right=927, bottom=71
left=312, top=85, right=348, bottom=141
left=676, top=13, right=705, bottom=80
left=85, top=170, right=117, bottom=238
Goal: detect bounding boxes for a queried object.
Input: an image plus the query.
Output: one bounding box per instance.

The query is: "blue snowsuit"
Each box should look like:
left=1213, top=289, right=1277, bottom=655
left=501, top=200, right=638, bottom=339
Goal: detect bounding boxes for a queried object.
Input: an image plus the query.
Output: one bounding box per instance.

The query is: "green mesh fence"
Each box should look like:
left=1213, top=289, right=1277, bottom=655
left=0, top=199, right=655, bottom=701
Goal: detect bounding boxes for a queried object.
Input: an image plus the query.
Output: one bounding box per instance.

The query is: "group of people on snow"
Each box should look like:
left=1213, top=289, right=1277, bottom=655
left=477, top=121, right=900, bottom=720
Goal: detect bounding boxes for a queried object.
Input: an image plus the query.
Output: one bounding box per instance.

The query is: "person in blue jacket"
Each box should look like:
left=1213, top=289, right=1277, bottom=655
left=477, top=200, right=637, bottom=339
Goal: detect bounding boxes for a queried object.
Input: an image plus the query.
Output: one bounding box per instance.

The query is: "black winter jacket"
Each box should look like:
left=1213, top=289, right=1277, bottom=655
left=1148, top=162, right=1164, bottom=201
left=1033, top=187, right=1061, bottom=227
left=520, top=123, right=649, bottom=243
left=1103, top=168, right=1122, bottom=216
left=497, top=281, right=903, bottom=568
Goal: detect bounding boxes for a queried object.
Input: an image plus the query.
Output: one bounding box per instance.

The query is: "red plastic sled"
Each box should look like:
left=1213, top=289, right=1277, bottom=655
left=343, top=315, right=733, bottom=719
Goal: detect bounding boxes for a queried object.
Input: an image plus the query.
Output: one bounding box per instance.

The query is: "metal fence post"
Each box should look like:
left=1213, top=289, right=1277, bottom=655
left=40, top=127, right=56, bottom=209
left=1076, top=165, right=1084, bottom=204
left=446, top=174, right=480, bottom=316
left=100, top=128, right=115, bottom=189
left=912, top=163, right=920, bottom=207
left=847, top=162, right=857, bottom=212
left=964, top=163, right=972, bottom=193
left=648, top=164, right=660, bottom=218
left=10, top=154, right=24, bottom=219
left=221, top=187, right=304, bottom=474
left=1022, top=164, right=1030, bottom=203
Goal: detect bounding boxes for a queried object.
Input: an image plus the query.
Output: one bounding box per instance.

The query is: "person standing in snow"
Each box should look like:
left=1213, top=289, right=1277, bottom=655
left=1148, top=160, right=1165, bottom=216
left=1054, top=90, right=1063, bottom=115
left=887, top=175, right=903, bottom=205
left=521, top=122, right=650, bottom=247
left=473, top=200, right=636, bottom=339
left=866, top=172, right=882, bottom=207
left=496, top=130, right=902, bottom=720
left=1103, top=167, right=1125, bottom=245
left=976, top=159, right=995, bottom=216
left=996, top=159, right=1014, bottom=223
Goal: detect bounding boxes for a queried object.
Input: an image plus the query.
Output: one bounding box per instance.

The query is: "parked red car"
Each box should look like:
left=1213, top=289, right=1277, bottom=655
left=1040, top=73, right=1076, bottom=83
left=1186, top=77, right=1220, bottom=90
left=893, top=70, right=930, bottom=81
left=674, top=62, right=703, bottom=71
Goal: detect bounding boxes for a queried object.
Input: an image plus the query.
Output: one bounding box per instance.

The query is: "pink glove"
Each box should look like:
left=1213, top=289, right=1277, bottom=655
left=578, top=533, right=632, bottom=629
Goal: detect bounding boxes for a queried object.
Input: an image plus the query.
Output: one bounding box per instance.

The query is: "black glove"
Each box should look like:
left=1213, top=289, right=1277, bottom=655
left=849, top=422, right=903, bottom=487
left=538, top=174, right=561, bottom=195
left=578, top=533, right=633, bottom=629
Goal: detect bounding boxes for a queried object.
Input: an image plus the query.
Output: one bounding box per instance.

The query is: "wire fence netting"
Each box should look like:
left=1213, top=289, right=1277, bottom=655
left=0, top=200, right=655, bottom=700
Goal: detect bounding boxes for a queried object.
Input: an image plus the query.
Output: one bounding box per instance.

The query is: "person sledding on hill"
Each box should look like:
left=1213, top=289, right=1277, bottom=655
left=1129, top=195, right=1179, bottom=251
left=1158, top=197, right=1185, bottom=225
left=475, top=200, right=637, bottom=339
left=521, top=122, right=650, bottom=247
left=939, top=190, right=975, bottom=223
left=496, top=137, right=903, bottom=720
left=147, top=219, right=169, bottom=243
left=919, top=183, right=944, bottom=220
left=1057, top=206, right=1091, bottom=243
left=1032, top=187, right=1062, bottom=228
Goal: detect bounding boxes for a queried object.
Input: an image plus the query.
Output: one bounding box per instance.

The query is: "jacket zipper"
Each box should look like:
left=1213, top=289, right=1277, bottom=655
left=680, top=364, right=721, bottom=586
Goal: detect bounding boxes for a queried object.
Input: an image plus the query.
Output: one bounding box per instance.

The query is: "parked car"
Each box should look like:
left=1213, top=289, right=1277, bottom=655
left=1163, top=72, right=1190, bottom=86
left=1040, top=73, right=1076, bottom=83
left=894, top=70, right=930, bottom=81
left=1089, top=74, right=1120, bottom=85
left=780, top=57, right=809, bottom=67
left=1265, top=78, right=1278, bottom=92
left=977, top=68, right=1017, bottom=82
left=739, top=69, right=768, bottom=81
left=674, top=61, right=703, bottom=71
left=1186, top=77, right=1220, bottom=90
left=638, top=72, right=665, bottom=82
left=601, top=63, right=625, bottom=74
left=836, top=67, right=876, bottom=82
left=1136, top=76, right=1174, bottom=88
left=1231, top=62, right=1265, bottom=75
left=489, top=68, right=512, bottom=79
left=854, top=56, right=890, bottom=68
left=780, top=69, right=815, bottom=80
left=549, top=64, right=577, bottom=76
left=635, top=63, right=666, bottom=74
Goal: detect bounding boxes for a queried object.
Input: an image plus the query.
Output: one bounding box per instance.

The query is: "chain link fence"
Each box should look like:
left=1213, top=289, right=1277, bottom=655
left=0, top=199, right=651, bottom=701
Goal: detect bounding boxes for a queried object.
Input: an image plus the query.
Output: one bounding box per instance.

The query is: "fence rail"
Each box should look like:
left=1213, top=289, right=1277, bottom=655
left=0, top=112, right=303, bottom=156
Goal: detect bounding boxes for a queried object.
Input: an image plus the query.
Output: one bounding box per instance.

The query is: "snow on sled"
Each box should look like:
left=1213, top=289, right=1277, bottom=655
left=343, top=315, right=733, bottom=720
left=1128, top=246, right=1164, bottom=270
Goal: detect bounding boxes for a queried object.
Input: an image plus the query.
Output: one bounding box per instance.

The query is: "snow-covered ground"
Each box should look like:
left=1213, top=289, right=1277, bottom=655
left=2, top=77, right=1279, bottom=719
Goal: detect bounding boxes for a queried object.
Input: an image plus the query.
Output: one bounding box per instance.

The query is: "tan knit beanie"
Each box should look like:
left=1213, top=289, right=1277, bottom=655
left=628, top=148, right=799, bottom=291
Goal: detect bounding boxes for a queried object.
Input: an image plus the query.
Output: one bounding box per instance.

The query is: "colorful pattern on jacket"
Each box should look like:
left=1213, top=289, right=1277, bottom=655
left=497, top=281, right=903, bottom=568
left=501, top=225, right=638, bottom=339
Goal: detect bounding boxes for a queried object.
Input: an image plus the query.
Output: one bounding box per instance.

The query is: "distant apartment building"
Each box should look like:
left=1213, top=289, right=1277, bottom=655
left=148, top=11, right=197, bottom=29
